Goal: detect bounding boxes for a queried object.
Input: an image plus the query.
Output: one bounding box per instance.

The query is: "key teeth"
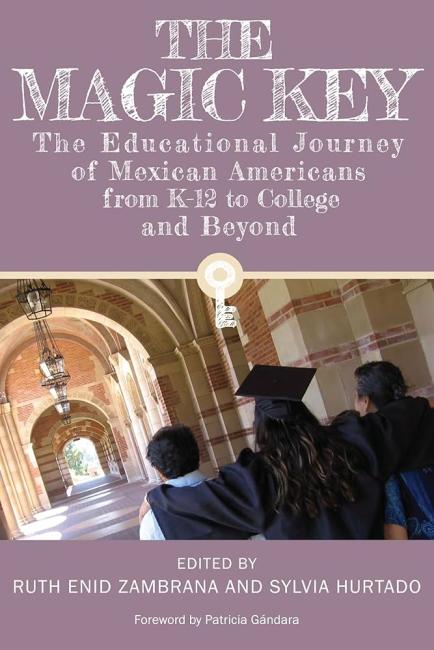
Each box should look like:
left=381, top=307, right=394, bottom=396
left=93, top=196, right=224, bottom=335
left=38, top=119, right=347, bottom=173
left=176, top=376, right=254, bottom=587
left=215, top=301, right=238, bottom=329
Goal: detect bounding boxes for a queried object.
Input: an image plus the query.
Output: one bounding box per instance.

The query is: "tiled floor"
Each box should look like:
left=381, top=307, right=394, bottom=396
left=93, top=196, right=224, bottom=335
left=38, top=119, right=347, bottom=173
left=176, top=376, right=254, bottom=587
left=18, top=475, right=158, bottom=541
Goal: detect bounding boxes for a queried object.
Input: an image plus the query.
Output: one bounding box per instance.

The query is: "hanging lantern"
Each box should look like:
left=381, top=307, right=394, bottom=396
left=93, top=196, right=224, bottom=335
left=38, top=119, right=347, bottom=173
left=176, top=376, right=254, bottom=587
left=49, top=382, right=68, bottom=402
left=62, top=415, right=72, bottom=425
left=55, top=400, right=71, bottom=416
left=16, top=280, right=52, bottom=320
left=34, top=320, right=70, bottom=386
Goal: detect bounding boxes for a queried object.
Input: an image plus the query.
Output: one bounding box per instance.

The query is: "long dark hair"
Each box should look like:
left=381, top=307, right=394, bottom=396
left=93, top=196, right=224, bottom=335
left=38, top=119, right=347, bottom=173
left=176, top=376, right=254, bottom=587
left=254, top=402, right=358, bottom=518
left=355, top=361, right=407, bottom=408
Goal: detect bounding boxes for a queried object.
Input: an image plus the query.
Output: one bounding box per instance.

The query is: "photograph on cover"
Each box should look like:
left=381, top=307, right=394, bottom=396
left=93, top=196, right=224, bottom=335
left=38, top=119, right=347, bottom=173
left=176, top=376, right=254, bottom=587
left=0, top=278, right=433, bottom=541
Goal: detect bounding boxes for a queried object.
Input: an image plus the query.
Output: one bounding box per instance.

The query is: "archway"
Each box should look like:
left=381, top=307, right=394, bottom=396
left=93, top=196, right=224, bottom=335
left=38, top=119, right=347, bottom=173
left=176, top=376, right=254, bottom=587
left=30, top=400, right=127, bottom=504
left=62, top=437, right=104, bottom=485
left=0, top=278, right=251, bottom=538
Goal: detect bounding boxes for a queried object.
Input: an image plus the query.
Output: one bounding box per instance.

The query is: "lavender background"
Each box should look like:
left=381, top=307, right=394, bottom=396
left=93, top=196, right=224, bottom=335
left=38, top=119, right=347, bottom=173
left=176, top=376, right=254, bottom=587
left=1, top=541, right=433, bottom=649
left=1, top=0, right=432, bottom=271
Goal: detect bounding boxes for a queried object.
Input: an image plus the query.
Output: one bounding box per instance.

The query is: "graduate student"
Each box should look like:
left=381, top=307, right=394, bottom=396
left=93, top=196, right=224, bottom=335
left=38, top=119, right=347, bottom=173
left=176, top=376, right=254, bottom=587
left=146, top=365, right=434, bottom=540
left=139, top=425, right=205, bottom=540
left=354, top=361, right=434, bottom=540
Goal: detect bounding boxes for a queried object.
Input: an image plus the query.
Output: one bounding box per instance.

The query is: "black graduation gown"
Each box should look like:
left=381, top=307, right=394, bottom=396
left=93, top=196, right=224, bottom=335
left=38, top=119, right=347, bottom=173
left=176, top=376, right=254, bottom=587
left=147, top=397, right=434, bottom=540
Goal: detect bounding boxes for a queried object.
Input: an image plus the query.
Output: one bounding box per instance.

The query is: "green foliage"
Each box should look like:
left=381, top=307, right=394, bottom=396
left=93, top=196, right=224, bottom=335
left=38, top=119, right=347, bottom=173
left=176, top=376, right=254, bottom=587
left=64, top=443, right=88, bottom=476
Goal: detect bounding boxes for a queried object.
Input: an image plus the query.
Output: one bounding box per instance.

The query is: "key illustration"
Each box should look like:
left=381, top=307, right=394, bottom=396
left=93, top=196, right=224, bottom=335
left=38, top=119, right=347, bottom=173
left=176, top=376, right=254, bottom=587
left=204, top=261, right=237, bottom=329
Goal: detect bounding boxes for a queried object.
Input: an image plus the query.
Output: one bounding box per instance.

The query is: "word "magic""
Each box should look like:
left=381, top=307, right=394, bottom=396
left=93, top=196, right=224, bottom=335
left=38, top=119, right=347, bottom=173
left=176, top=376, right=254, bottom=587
left=12, top=20, right=423, bottom=123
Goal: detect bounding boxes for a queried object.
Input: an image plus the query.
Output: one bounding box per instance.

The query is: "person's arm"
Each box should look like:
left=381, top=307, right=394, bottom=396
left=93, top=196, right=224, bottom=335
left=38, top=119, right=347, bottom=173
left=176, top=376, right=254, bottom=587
left=333, top=397, right=434, bottom=479
left=384, top=524, right=408, bottom=540
left=139, top=482, right=163, bottom=523
left=139, top=509, right=165, bottom=540
left=138, top=497, right=150, bottom=524
left=147, top=449, right=273, bottom=540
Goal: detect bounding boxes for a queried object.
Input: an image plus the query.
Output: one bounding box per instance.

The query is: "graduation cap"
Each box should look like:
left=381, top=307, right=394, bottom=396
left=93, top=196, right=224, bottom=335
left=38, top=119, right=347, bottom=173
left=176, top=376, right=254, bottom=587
left=235, top=364, right=316, bottom=420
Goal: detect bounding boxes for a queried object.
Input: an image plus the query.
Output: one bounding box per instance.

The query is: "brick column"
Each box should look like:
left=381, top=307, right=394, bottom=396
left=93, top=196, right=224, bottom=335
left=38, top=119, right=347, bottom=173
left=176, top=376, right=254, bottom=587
left=177, top=342, right=231, bottom=469
left=33, top=440, right=65, bottom=504
left=0, top=421, right=29, bottom=526
left=109, top=354, right=153, bottom=480
left=207, top=322, right=255, bottom=437
left=56, top=453, right=73, bottom=488
left=133, top=408, right=159, bottom=481
left=117, top=416, right=146, bottom=482
left=126, top=344, right=164, bottom=434
left=0, top=404, right=35, bottom=521
left=106, top=372, right=147, bottom=482
left=22, top=442, right=51, bottom=510
left=2, top=407, right=45, bottom=513
left=403, top=280, right=434, bottom=396
left=102, top=434, right=120, bottom=475
left=149, top=349, right=217, bottom=475
left=342, top=280, right=432, bottom=399
left=254, top=280, right=330, bottom=419
left=105, top=429, right=124, bottom=476
left=5, top=408, right=43, bottom=513
left=193, top=337, right=250, bottom=460
left=0, top=474, right=21, bottom=538
left=94, top=440, right=109, bottom=475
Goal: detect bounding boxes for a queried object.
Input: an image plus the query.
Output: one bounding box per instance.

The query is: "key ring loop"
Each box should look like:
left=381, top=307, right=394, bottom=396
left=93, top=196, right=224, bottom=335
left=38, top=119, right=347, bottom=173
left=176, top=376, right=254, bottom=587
left=204, top=260, right=236, bottom=291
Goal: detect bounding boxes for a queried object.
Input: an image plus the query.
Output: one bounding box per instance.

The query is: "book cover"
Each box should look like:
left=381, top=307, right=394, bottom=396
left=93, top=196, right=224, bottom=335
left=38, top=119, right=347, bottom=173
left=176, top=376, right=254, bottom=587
left=0, top=1, right=433, bottom=648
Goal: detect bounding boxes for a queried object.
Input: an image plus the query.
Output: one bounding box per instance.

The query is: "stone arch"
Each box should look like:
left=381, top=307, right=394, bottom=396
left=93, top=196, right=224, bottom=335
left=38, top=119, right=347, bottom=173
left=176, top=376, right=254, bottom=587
left=0, top=280, right=200, bottom=507
left=58, top=413, right=114, bottom=442
left=0, top=278, right=196, bottom=353
left=22, top=385, right=118, bottom=445
left=30, top=399, right=120, bottom=452
left=31, top=400, right=127, bottom=503
left=50, top=409, right=111, bottom=443
left=0, top=277, right=254, bottom=537
left=183, top=279, right=211, bottom=339
left=58, top=422, right=113, bottom=483
left=95, top=279, right=196, bottom=344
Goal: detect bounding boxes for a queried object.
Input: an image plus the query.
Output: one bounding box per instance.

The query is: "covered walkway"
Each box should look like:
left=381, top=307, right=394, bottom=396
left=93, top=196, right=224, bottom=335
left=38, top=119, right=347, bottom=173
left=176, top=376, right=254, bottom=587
left=68, top=474, right=122, bottom=497
left=17, top=478, right=155, bottom=541
left=1, top=278, right=433, bottom=540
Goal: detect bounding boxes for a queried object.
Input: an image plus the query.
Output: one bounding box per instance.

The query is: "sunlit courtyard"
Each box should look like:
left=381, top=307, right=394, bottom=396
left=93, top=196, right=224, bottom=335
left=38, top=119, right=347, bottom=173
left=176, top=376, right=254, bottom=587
left=63, top=437, right=105, bottom=486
